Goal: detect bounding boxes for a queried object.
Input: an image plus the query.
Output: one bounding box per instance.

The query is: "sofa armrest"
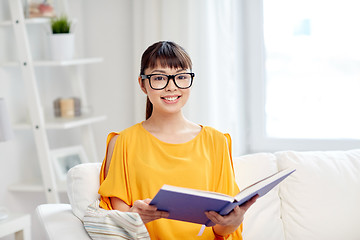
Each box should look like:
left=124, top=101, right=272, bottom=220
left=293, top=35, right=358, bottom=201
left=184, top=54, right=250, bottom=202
left=36, top=204, right=91, bottom=240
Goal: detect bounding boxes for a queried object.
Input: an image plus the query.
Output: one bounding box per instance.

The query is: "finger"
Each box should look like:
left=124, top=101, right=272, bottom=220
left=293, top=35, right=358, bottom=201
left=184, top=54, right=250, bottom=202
left=251, top=194, right=259, bottom=201
left=205, top=211, right=224, bottom=224
left=132, top=207, right=168, bottom=220
left=132, top=208, right=159, bottom=217
left=139, top=214, right=160, bottom=222
left=139, top=210, right=169, bottom=224
left=159, top=210, right=170, bottom=218
left=131, top=199, right=170, bottom=223
left=139, top=199, right=169, bottom=218
left=240, top=195, right=258, bottom=212
left=204, top=212, right=217, bottom=225
left=141, top=210, right=169, bottom=218
left=232, top=205, right=241, bottom=215
left=143, top=198, right=152, bottom=204
left=133, top=200, right=157, bottom=211
left=132, top=204, right=169, bottom=218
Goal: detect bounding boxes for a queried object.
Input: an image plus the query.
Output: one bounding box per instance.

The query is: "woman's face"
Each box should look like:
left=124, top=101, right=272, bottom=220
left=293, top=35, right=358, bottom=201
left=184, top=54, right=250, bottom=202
left=139, top=65, right=192, bottom=117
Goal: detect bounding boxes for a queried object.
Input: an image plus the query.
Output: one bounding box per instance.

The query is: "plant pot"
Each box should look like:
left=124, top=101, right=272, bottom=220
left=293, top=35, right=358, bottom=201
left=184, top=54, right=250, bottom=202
left=48, top=33, right=75, bottom=60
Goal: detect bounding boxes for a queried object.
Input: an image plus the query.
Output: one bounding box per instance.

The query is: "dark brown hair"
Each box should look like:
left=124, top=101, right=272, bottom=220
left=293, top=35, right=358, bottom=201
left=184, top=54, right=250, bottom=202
left=140, top=41, right=193, bottom=119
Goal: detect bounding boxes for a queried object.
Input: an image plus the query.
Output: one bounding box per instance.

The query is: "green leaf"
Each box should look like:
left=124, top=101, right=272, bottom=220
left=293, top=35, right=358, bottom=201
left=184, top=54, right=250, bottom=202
left=51, top=15, right=71, bottom=34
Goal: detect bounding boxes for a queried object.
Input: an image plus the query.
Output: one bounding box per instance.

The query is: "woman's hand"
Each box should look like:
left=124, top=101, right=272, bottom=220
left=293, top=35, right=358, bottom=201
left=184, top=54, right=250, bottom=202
left=129, top=198, right=169, bottom=224
left=205, top=195, right=259, bottom=236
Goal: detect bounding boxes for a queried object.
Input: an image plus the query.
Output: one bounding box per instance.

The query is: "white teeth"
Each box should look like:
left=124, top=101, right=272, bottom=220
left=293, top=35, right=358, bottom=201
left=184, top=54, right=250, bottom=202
left=164, top=96, right=178, bottom=101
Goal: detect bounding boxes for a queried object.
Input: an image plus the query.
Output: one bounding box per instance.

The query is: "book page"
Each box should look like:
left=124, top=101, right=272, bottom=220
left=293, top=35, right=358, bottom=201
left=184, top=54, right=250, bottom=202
left=234, top=168, right=295, bottom=202
left=161, top=185, right=234, bottom=202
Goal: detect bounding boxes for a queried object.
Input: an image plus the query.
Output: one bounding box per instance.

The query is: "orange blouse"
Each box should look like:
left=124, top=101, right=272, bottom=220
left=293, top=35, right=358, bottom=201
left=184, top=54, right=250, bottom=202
left=98, top=123, right=242, bottom=239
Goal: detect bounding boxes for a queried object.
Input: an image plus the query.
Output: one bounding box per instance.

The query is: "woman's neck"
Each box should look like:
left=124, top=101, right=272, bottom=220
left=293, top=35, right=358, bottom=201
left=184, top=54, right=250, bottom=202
left=142, top=111, right=201, bottom=144
left=143, top=111, right=188, bottom=134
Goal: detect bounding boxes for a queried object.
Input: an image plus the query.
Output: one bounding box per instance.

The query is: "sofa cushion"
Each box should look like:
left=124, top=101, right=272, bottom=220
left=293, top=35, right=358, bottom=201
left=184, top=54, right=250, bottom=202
left=67, top=163, right=102, bottom=221
left=276, top=149, right=360, bottom=240
left=234, top=153, right=285, bottom=240
left=36, top=204, right=91, bottom=240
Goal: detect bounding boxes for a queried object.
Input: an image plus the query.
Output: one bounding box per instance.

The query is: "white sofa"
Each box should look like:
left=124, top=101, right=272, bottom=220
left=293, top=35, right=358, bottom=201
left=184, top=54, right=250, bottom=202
left=36, top=149, right=360, bottom=240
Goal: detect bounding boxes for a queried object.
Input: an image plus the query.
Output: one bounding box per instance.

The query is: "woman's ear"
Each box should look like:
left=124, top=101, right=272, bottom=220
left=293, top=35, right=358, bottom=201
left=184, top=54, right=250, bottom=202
left=138, top=76, right=147, bottom=94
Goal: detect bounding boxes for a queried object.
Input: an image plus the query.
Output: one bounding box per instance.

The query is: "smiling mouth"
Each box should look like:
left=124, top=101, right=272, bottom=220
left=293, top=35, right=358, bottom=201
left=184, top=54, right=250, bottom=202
left=161, top=96, right=181, bottom=101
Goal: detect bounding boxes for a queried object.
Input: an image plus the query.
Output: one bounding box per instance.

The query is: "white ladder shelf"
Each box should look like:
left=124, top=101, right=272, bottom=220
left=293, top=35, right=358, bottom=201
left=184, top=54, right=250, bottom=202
left=3, top=0, right=105, bottom=203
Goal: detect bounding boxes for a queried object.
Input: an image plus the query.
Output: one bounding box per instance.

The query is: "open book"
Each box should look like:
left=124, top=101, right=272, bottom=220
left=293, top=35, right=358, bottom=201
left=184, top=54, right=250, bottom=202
left=150, top=168, right=296, bottom=227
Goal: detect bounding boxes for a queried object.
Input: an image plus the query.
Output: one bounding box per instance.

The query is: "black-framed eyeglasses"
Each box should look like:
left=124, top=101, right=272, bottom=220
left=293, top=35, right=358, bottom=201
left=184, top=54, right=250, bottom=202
left=140, top=73, right=195, bottom=90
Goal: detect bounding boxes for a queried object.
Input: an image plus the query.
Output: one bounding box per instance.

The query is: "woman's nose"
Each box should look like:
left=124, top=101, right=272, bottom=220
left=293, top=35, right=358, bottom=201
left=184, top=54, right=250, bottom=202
left=165, top=78, right=177, bottom=91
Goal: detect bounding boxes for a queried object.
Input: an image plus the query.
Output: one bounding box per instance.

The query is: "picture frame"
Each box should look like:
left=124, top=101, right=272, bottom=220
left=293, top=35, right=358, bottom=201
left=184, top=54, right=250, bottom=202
left=24, top=0, right=56, bottom=19
left=51, top=145, right=88, bottom=182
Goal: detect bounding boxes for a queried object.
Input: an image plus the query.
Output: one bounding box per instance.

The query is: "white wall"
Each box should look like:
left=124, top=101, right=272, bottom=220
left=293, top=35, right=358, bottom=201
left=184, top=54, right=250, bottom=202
left=82, top=0, right=136, bottom=156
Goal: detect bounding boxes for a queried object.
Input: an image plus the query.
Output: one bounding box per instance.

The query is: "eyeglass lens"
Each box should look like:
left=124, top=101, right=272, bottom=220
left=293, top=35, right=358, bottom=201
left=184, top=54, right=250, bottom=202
left=150, top=73, right=192, bottom=89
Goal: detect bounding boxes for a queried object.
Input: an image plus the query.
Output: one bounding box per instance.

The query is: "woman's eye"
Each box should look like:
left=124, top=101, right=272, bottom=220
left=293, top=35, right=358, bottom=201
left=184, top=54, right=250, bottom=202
left=153, top=76, right=165, bottom=81
left=177, top=74, right=189, bottom=80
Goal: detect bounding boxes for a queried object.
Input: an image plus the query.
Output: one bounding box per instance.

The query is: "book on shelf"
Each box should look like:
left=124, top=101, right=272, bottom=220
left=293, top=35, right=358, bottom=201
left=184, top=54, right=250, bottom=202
left=150, top=168, right=296, bottom=227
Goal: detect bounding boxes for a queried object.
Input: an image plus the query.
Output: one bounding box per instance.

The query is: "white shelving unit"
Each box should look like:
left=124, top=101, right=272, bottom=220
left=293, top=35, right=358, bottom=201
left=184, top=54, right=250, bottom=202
left=1, top=57, right=103, bottom=67
left=13, top=115, right=107, bottom=130
left=0, top=16, right=49, bottom=27
left=1, top=0, right=106, bottom=203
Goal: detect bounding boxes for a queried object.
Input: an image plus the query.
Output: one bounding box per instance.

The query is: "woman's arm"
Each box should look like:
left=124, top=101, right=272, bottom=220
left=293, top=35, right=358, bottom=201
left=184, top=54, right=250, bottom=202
left=205, top=195, right=258, bottom=237
left=105, top=135, right=169, bottom=224
left=110, top=197, right=169, bottom=224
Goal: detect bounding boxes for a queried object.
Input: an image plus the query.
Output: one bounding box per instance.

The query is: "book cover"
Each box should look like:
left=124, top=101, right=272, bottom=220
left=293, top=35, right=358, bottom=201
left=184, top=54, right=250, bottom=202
left=150, top=168, right=295, bottom=227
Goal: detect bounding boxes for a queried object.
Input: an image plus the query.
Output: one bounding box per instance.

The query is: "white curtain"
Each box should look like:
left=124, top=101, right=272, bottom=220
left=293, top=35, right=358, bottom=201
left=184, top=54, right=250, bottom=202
left=132, top=0, right=247, bottom=155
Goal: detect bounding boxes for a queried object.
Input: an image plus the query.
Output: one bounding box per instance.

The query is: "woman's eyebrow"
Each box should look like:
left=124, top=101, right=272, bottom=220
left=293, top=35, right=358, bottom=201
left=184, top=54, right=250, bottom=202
left=150, top=69, right=166, bottom=74
left=150, top=69, right=187, bottom=74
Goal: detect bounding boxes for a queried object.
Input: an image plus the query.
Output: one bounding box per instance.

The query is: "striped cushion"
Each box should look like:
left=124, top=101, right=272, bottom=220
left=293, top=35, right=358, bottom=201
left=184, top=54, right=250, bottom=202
left=83, top=200, right=150, bottom=240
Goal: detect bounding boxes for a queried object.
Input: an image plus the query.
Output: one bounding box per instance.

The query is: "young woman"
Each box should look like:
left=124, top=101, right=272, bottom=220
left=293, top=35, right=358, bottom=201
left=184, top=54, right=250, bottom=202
left=98, top=41, right=257, bottom=239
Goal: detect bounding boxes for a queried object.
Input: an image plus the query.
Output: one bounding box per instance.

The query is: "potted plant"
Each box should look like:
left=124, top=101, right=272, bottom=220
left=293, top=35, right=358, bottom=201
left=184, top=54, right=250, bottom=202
left=48, top=15, right=75, bottom=60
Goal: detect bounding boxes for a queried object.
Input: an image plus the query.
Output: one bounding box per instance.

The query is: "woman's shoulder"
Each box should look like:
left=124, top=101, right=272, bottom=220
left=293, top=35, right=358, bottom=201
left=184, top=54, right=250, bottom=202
left=200, top=125, right=231, bottom=144
left=120, top=122, right=143, bottom=135
left=110, top=123, right=143, bottom=136
left=106, top=123, right=143, bottom=142
left=201, top=125, right=229, bottom=137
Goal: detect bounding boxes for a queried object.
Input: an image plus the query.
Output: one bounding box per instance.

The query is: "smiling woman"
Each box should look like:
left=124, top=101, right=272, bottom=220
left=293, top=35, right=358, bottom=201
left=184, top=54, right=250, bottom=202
left=89, top=41, right=255, bottom=240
